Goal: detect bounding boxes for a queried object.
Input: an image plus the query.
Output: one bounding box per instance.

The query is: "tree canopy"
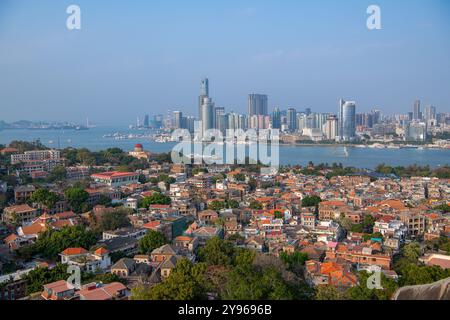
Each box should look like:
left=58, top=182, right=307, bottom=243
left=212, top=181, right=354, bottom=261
left=138, top=230, right=167, bottom=254
left=131, top=259, right=207, bottom=300
left=30, top=188, right=60, bottom=209
left=64, top=187, right=89, bottom=213
left=140, top=193, right=171, bottom=208
left=19, top=226, right=98, bottom=260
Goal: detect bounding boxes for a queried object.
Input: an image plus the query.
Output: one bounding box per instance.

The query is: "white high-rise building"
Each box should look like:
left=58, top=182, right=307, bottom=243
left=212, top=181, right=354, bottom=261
left=338, top=99, right=356, bottom=142
left=201, top=97, right=215, bottom=135
left=323, top=115, right=338, bottom=141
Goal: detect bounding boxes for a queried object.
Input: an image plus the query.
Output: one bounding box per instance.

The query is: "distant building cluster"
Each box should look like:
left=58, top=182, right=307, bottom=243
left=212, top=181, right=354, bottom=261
left=132, top=78, right=449, bottom=144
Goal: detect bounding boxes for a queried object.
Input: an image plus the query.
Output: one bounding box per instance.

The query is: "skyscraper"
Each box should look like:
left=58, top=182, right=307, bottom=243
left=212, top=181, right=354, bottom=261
left=172, top=111, right=182, bottom=129
left=200, top=97, right=214, bottom=135
left=296, top=113, right=306, bottom=133
left=424, top=105, right=436, bottom=121
left=185, top=116, right=195, bottom=133
left=338, top=99, right=356, bottom=141
left=214, top=107, right=226, bottom=134
left=323, top=115, right=338, bottom=141
left=287, top=108, right=297, bottom=132
left=199, top=78, right=209, bottom=121
left=271, top=107, right=281, bottom=129
left=143, top=114, right=149, bottom=128
left=413, top=99, right=421, bottom=120
left=371, top=109, right=382, bottom=125
left=248, top=94, right=268, bottom=117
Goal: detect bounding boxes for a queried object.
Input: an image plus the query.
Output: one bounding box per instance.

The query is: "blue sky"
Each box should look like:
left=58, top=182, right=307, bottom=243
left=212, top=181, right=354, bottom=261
left=0, top=0, right=449, bottom=125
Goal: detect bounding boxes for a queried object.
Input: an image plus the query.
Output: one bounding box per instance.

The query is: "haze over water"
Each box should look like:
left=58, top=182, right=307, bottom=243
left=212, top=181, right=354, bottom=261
left=1, top=126, right=448, bottom=169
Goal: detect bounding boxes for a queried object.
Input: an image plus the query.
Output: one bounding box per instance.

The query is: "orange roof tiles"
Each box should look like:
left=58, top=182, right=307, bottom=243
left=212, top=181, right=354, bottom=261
left=143, top=221, right=161, bottom=229
left=61, top=247, right=88, bottom=255
left=91, top=171, right=138, bottom=179
left=94, top=247, right=109, bottom=255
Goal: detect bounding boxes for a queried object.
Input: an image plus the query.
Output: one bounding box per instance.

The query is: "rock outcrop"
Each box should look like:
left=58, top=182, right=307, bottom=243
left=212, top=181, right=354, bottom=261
left=392, top=277, right=450, bottom=300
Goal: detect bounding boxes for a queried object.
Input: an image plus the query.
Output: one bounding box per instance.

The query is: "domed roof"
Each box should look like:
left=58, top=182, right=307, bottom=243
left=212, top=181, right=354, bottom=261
left=135, top=143, right=143, bottom=148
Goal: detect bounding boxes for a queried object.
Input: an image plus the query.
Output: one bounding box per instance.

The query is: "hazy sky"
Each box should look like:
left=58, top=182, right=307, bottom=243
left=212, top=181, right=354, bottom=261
left=0, top=0, right=449, bottom=125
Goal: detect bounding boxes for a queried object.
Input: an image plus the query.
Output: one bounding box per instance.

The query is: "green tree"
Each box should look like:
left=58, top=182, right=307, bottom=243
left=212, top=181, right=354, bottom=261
left=22, top=263, right=69, bottom=295
left=403, top=242, right=422, bottom=263
left=362, top=214, right=376, bottom=233
left=350, top=223, right=364, bottom=233
left=433, top=204, right=450, bottom=213
left=301, top=196, right=322, bottom=207
left=398, top=264, right=450, bottom=286
left=140, top=193, right=171, bottom=208
left=96, top=194, right=112, bottom=207
left=346, top=271, right=398, bottom=300
left=30, top=188, right=60, bottom=209
left=273, top=211, right=284, bottom=219
left=197, top=237, right=235, bottom=266
left=64, top=187, right=89, bottom=213
left=98, top=208, right=131, bottom=232
left=138, top=230, right=167, bottom=254
left=131, top=259, right=207, bottom=300
left=208, top=200, right=227, bottom=211
left=249, top=200, right=263, bottom=210
left=46, top=166, right=67, bottom=182
left=315, top=285, right=346, bottom=300
left=222, top=263, right=294, bottom=300
left=227, top=199, right=240, bottom=209
left=279, top=251, right=309, bottom=274
left=22, top=226, right=98, bottom=260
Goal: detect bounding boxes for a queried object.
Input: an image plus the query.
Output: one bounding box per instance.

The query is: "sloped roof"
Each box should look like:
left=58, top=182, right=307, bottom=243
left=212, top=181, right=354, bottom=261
left=61, top=247, right=88, bottom=256
left=111, top=258, right=135, bottom=271
left=151, top=244, right=177, bottom=255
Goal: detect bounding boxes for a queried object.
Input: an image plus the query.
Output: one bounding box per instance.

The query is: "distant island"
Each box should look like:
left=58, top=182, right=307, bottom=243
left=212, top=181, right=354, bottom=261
left=0, top=120, right=89, bottom=131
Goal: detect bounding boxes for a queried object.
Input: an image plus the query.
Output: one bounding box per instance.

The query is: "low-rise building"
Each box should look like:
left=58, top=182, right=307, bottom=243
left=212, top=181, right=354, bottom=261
left=2, top=204, right=39, bottom=225
left=60, top=247, right=111, bottom=273
left=91, top=171, right=140, bottom=188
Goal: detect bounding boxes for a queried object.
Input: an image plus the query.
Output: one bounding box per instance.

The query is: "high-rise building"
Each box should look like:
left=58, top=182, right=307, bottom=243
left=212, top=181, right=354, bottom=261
left=143, top=114, right=149, bottom=128
left=248, top=94, right=268, bottom=117
left=364, top=113, right=374, bottom=128
left=200, top=97, right=215, bottom=135
left=271, top=107, right=281, bottom=129
left=215, top=107, right=226, bottom=134
left=172, top=111, right=183, bottom=129
left=199, top=78, right=209, bottom=120
left=185, top=116, right=195, bottom=133
left=296, top=113, right=306, bottom=133
left=315, top=113, right=329, bottom=130
left=356, top=114, right=364, bottom=127
left=424, top=105, right=436, bottom=121
left=287, top=108, right=297, bottom=132
left=305, top=114, right=315, bottom=129
left=323, top=115, right=338, bottom=141
left=338, top=99, right=356, bottom=141
left=371, top=109, right=382, bottom=125
left=151, top=114, right=163, bottom=128
left=406, top=121, right=427, bottom=142
left=413, top=100, right=421, bottom=120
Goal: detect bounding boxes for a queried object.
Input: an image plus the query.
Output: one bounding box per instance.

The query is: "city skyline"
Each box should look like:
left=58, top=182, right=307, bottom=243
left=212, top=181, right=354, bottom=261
left=1, top=0, right=450, bottom=125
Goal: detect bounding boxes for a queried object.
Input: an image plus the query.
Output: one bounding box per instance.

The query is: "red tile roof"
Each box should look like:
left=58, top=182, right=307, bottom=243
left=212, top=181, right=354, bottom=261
left=61, top=247, right=88, bottom=256
left=91, top=171, right=138, bottom=179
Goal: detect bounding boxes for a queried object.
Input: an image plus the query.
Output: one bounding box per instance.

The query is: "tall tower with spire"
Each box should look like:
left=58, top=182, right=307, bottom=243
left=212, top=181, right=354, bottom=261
left=198, top=78, right=209, bottom=121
